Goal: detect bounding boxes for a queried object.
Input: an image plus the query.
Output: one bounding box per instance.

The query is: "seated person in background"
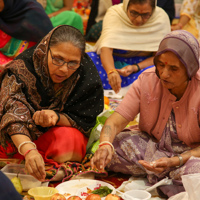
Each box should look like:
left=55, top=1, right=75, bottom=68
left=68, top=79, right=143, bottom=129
left=40, top=0, right=84, bottom=34
left=0, top=0, right=53, bottom=66
left=171, top=0, right=200, bottom=43
left=0, top=25, right=103, bottom=181
left=85, top=0, right=122, bottom=41
left=0, top=0, right=53, bottom=42
left=91, top=30, right=200, bottom=198
left=85, top=0, right=174, bottom=42
left=87, top=0, right=170, bottom=94
left=157, top=0, right=175, bottom=24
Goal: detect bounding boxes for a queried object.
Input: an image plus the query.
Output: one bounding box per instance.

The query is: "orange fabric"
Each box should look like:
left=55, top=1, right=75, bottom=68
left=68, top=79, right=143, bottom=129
left=0, top=127, right=88, bottom=168
left=35, top=127, right=88, bottom=167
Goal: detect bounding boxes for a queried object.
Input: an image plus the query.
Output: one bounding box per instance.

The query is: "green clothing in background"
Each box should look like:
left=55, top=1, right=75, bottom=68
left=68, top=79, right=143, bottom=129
left=45, top=0, right=84, bottom=34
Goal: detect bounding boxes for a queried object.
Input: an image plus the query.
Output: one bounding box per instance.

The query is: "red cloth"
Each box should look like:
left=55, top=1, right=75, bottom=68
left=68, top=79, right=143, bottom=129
left=0, top=52, right=12, bottom=66
left=0, top=30, right=36, bottom=66
left=0, top=127, right=88, bottom=168
left=0, top=30, right=11, bottom=48
left=0, top=30, right=13, bottom=66
left=35, top=127, right=88, bottom=167
left=27, top=41, right=36, bottom=48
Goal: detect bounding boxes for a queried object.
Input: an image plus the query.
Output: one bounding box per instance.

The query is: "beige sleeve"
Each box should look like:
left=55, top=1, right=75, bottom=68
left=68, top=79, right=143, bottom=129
left=181, top=0, right=199, bottom=17
left=95, top=0, right=112, bottom=22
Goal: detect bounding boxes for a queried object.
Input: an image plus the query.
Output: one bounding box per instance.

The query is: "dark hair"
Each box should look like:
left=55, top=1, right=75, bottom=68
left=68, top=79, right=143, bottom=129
left=49, top=25, right=85, bottom=57
left=128, top=0, right=156, bottom=10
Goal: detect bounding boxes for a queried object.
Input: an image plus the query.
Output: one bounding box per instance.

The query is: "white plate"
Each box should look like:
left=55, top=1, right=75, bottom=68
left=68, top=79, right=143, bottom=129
left=55, top=179, right=116, bottom=199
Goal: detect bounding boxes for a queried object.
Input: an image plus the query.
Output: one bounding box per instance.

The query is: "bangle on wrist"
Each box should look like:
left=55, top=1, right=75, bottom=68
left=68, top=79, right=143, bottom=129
left=18, top=141, right=37, bottom=155
left=24, top=148, right=37, bottom=157
left=174, top=154, right=183, bottom=168
left=135, top=64, right=140, bottom=72
left=99, top=141, right=115, bottom=153
left=107, top=69, right=118, bottom=75
left=54, top=111, right=60, bottom=125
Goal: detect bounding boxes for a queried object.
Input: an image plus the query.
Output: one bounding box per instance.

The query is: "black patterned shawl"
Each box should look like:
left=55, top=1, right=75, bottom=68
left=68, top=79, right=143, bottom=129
left=0, top=26, right=104, bottom=147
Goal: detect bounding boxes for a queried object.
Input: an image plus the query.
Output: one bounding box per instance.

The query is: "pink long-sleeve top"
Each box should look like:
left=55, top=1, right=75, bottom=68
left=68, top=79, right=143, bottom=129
left=115, top=67, right=200, bottom=147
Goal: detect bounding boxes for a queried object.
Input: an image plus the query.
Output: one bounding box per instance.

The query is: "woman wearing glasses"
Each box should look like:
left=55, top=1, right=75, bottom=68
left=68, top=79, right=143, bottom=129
left=88, top=0, right=171, bottom=94
left=0, top=25, right=104, bottom=181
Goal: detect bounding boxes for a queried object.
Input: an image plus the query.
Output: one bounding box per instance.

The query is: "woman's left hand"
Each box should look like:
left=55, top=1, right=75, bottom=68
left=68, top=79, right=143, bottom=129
left=139, top=157, right=172, bottom=174
left=33, top=110, right=58, bottom=127
left=117, top=65, right=138, bottom=77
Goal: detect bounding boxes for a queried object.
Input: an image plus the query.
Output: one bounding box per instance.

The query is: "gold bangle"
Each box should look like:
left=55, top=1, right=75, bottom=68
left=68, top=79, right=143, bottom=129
left=107, top=69, right=117, bottom=75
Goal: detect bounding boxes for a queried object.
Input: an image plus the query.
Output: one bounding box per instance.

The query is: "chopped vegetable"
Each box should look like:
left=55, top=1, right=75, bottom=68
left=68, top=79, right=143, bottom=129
left=91, top=186, right=113, bottom=197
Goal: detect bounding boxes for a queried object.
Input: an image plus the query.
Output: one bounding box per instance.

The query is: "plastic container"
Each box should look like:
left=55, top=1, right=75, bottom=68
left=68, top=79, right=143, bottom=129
left=28, top=187, right=59, bottom=200
left=124, top=189, right=151, bottom=200
left=1, top=164, right=42, bottom=191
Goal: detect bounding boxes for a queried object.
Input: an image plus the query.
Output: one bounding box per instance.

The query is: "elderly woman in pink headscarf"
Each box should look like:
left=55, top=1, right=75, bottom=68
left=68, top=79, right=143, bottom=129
left=91, top=30, right=200, bottom=198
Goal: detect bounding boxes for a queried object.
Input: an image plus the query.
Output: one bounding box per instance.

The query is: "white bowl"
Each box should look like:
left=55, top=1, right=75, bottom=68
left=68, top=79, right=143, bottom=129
left=124, top=189, right=151, bottom=200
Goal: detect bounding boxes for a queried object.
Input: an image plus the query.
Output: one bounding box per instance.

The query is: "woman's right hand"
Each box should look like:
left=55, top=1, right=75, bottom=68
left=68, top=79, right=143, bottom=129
left=107, top=72, right=121, bottom=94
left=91, top=145, right=113, bottom=171
left=25, top=150, right=46, bottom=181
left=171, top=24, right=182, bottom=31
left=33, top=110, right=58, bottom=127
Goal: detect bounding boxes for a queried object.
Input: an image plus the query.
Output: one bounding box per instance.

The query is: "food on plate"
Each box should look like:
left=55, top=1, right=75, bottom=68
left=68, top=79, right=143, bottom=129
left=104, top=96, right=110, bottom=105
left=79, top=184, right=113, bottom=198
left=50, top=193, right=66, bottom=200
left=85, top=187, right=92, bottom=194
left=85, top=194, right=101, bottom=200
left=64, top=193, right=72, bottom=197
left=91, top=186, right=113, bottom=197
left=23, top=195, right=31, bottom=200
left=67, top=196, right=82, bottom=200
left=105, top=194, right=121, bottom=200
left=11, top=176, right=23, bottom=194
left=55, top=180, right=116, bottom=200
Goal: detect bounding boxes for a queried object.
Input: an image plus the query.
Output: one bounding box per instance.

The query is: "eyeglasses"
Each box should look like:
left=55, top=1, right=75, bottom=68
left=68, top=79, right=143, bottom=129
left=130, top=11, right=152, bottom=20
left=49, top=48, right=80, bottom=70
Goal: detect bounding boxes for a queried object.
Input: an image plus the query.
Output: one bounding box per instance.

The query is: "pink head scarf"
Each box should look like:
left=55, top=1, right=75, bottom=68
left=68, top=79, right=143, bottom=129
left=154, top=30, right=200, bottom=78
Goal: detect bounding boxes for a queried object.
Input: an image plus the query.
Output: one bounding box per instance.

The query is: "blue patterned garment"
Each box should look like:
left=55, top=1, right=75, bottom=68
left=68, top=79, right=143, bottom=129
left=87, top=51, right=154, bottom=89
